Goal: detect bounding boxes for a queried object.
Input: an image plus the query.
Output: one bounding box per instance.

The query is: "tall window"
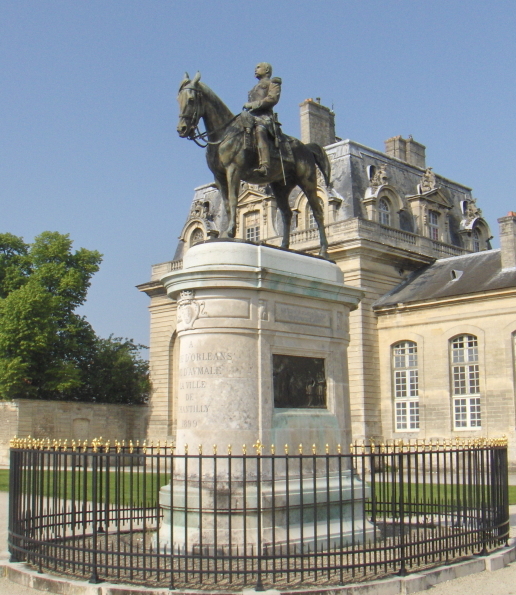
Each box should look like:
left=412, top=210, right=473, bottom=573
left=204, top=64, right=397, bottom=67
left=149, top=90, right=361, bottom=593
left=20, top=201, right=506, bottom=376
left=378, top=198, right=391, bottom=226
left=245, top=211, right=260, bottom=243
left=428, top=210, right=439, bottom=241
left=472, top=229, right=481, bottom=252
left=306, top=208, right=318, bottom=229
left=306, top=199, right=323, bottom=229
left=392, top=341, right=419, bottom=431
left=451, top=335, right=481, bottom=429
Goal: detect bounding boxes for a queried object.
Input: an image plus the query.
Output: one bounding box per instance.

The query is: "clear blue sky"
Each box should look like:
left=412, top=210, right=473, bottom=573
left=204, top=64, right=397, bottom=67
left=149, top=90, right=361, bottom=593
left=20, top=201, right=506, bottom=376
left=1, top=0, right=515, bottom=348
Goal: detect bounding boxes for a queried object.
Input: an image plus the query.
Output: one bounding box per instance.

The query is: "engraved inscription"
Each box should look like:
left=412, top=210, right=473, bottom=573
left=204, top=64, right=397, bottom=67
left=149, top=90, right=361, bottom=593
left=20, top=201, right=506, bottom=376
left=180, top=352, right=232, bottom=362
left=178, top=349, right=233, bottom=427
left=179, top=366, right=221, bottom=376
left=179, top=404, right=210, bottom=413
left=179, top=351, right=232, bottom=377
left=275, top=303, right=331, bottom=328
left=180, top=381, right=207, bottom=389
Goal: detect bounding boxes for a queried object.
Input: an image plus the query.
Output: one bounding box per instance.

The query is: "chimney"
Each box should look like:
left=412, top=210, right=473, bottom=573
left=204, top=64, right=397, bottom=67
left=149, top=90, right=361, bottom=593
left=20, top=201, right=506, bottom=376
left=384, top=135, right=426, bottom=169
left=300, top=99, right=336, bottom=147
left=498, top=212, right=516, bottom=269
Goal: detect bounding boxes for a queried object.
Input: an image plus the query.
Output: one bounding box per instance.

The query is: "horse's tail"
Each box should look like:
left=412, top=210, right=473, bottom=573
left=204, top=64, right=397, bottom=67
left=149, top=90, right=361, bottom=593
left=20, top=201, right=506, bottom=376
left=306, top=143, right=331, bottom=188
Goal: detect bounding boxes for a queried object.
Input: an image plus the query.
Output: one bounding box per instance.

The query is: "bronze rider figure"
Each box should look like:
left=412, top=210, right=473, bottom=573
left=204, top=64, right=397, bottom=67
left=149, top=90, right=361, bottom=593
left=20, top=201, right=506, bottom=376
left=243, top=62, right=281, bottom=177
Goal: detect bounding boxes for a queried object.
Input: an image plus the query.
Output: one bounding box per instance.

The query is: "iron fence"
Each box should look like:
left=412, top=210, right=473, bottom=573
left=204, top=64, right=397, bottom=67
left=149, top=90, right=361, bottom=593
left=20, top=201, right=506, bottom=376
left=8, top=437, right=509, bottom=590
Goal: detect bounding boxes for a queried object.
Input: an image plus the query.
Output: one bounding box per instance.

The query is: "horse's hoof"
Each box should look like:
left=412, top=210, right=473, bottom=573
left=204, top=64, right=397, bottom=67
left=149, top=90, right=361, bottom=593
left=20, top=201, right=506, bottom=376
left=319, top=249, right=329, bottom=260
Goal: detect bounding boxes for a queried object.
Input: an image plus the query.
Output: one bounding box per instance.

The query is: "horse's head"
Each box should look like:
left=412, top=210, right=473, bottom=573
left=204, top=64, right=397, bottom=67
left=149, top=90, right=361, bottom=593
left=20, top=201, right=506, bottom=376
left=177, top=71, right=203, bottom=138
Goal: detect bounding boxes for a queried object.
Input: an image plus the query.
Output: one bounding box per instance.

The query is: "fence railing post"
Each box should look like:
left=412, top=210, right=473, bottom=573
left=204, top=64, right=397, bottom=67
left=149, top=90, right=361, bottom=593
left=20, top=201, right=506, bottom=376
left=398, top=448, right=407, bottom=576
left=8, top=447, right=20, bottom=562
left=255, top=446, right=264, bottom=591
left=479, top=447, right=488, bottom=556
left=89, top=450, right=101, bottom=584
left=5, top=438, right=510, bottom=589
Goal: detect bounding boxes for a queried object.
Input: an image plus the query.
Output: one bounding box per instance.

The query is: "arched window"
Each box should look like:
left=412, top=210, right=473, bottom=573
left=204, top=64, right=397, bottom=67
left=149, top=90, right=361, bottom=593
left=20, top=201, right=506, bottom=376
left=245, top=211, right=260, bottom=242
left=378, top=198, right=391, bottom=226
left=472, top=228, right=481, bottom=252
left=392, top=341, right=419, bottom=431
left=190, top=228, right=204, bottom=246
left=450, top=335, right=481, bottom=429
left=304, top=198, right=323, bottom=230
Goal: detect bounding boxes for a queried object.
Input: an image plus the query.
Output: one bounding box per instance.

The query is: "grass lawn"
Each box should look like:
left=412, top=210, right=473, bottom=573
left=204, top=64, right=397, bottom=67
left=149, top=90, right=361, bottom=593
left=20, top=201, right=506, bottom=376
left=0, top=469, right=516, bottom=504
left=0, top=470, right=7, bottom=492
left=0, top=469, right=169, bottom=505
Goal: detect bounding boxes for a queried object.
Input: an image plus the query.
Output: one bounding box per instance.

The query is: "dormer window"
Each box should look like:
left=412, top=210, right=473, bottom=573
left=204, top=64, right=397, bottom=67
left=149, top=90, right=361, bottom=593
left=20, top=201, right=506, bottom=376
left=378, top=198, right=391, bottom=226
left=472, top=228, right=480, bottom=252
left=245, top=211, right=261, bottom=243
left=428, top=210, right=439, bottom=241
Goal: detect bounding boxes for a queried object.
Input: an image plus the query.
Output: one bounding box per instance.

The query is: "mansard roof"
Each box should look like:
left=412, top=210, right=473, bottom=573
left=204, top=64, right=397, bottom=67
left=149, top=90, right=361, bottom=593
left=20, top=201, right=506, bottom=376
left=373, top=249, right=516, bottom=309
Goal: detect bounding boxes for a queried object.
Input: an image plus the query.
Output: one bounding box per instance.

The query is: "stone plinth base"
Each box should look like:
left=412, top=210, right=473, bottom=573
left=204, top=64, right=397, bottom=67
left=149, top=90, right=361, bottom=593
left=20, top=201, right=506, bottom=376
left=156, top=472, right=373, bottom=552
left=158, top=240, right=365, bottom=552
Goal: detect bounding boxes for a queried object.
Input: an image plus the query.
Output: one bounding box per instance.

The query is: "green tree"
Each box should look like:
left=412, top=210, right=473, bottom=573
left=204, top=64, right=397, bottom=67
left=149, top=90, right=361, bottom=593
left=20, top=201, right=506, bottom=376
left=75, top=336, right=150, bottom=404
left=0, top=232, right=149, bottom=403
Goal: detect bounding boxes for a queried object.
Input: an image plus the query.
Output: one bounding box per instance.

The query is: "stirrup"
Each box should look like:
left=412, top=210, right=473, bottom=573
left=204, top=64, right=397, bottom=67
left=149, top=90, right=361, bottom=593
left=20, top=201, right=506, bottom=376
left=253, top=164, right=269, bottom=177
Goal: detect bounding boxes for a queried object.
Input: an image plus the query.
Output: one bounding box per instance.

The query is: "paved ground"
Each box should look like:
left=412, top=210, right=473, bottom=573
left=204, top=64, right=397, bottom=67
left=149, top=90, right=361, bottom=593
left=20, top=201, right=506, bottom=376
left=0, top=492, right=515, bottom=594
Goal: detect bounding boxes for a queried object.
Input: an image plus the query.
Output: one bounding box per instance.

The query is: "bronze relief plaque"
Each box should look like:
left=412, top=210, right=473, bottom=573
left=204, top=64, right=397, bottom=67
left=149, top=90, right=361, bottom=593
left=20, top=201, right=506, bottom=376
left=273, top=354, right=327, bottom=409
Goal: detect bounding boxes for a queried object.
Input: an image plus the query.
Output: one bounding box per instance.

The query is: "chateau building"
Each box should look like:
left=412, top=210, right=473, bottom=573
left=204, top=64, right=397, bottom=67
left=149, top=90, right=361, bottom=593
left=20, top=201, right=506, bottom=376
left=139, top=99, right=516, bottom=463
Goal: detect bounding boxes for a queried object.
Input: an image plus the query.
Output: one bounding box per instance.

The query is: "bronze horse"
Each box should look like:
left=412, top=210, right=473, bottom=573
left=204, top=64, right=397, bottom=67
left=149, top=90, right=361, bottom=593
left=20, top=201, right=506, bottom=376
left=177, top=72, right=331, bottom=259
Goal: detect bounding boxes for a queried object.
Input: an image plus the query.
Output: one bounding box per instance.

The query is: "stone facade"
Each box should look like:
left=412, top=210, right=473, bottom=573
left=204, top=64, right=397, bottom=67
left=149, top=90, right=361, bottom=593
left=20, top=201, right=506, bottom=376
left=375, top=277, right=516, bottom=461
left=139, top=100, right=509, bottom=461
left=0, top=399, right=149, bottom=465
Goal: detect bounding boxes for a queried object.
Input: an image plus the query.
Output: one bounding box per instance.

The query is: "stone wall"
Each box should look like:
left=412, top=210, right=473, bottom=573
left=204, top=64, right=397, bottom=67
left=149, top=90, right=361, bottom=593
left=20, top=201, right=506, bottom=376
left=0, top=399, right=149, bottom=466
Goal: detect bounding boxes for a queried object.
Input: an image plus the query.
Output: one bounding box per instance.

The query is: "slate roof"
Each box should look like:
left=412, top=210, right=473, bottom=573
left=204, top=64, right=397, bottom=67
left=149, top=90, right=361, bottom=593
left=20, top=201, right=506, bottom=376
left=373, top=249, right=516, bottom=309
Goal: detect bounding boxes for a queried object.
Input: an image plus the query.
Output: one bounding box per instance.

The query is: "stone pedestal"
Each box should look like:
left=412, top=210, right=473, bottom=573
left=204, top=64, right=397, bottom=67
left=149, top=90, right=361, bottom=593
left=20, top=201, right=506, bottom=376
left=157, top=240, right=369, bottom=550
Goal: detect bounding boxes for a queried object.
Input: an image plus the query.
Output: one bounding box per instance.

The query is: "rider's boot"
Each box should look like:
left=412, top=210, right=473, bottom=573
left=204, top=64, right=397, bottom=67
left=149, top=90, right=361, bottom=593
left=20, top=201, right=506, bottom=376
left=253, top=126, right=270, bottom=177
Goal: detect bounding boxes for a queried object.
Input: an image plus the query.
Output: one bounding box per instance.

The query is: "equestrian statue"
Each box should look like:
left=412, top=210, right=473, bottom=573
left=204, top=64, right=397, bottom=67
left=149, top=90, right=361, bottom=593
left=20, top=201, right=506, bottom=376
left=177, top=63, right=330, bottom=259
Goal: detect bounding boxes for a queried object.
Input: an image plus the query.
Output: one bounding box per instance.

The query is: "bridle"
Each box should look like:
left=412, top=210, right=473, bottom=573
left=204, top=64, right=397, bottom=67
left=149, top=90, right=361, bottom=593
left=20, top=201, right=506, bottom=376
left=179, top=85, right=240, bottom=148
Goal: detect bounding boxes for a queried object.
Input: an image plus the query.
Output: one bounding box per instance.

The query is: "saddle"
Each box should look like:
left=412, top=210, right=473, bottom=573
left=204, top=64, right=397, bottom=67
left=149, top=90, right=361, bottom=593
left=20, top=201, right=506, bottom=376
left=239, top=111, right=294, bottom=165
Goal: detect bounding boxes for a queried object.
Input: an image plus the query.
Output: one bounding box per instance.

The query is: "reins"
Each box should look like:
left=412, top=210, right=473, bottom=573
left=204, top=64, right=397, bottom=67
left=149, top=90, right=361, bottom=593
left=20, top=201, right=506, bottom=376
left=179, top=85, right=242, bottom=148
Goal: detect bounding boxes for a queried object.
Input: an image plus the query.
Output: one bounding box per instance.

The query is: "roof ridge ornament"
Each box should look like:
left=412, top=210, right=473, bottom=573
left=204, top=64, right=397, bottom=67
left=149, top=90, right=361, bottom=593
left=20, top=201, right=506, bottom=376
left=418, top=167, right=438, bottom=194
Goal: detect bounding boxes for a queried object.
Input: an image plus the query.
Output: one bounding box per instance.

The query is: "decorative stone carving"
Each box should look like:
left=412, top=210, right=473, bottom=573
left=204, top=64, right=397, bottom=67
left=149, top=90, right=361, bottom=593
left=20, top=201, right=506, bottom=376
left=419, top=168, right=437, bottom=193
left=459, top=197, right=484, bottom=232
left=177, top=290, right=205, bottom=330
left=316, top=166, right=326, bottom=187
left=463, top=198, right=482, bottom=223
left=189, top=199, right=213, bottom=221
left=258, top=299, right=269, bottom=321
left=369, top=164, right=389, bottom=188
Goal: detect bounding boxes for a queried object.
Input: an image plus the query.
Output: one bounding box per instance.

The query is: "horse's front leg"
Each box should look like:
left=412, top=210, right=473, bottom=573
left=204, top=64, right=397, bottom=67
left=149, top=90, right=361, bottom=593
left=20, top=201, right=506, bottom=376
left=224, top=166, right=241, bottom=238
left=270, top=182, right=294, bottom=249
left=215, top=175, right=231, bottom=238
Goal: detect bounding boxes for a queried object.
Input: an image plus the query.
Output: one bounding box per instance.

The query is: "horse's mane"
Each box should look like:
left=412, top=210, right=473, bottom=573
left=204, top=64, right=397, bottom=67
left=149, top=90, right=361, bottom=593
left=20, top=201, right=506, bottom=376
left=199, top=82, right=234, bottom=121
